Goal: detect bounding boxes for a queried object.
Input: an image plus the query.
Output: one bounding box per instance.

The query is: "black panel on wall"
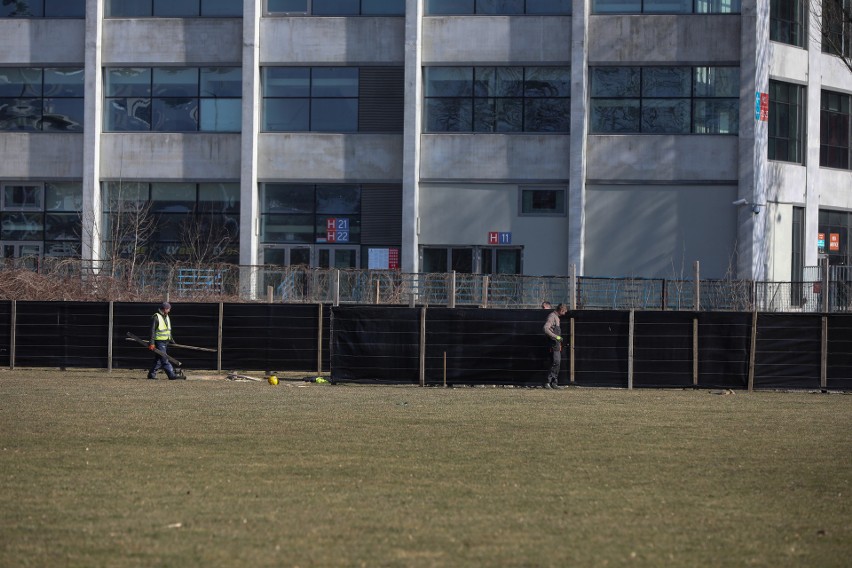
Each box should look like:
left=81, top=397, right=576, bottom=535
left=14, top=302, right=109, bottom=368
left=111, top=302, right=221, bottom=371
left=358, top=67, right=404, bottom=132
left=361, top=185, right=402, bottom=246
left=425, top=307, right=546, bottom=385
left=221, top=303, right=320, bottom=372
left=573, top=311, right=629, bottom=387
left=754, top=314, right=821, bottom=390
left=0, top=301, right=12, bottom=367
left=827, top=314, right=852, bottom=391
left=633, top=311, right=694, bottom=388
left=331, top=305, right=420, bottom=383
left=697, top=312, right=750, bottom=389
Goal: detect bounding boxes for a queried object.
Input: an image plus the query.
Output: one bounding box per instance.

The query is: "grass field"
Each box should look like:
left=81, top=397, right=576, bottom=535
left=1, top=369, right=851, bottom=567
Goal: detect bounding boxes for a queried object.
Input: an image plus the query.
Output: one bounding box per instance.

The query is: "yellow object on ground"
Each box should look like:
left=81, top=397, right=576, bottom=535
left=268, top=375, right=278, bottom=385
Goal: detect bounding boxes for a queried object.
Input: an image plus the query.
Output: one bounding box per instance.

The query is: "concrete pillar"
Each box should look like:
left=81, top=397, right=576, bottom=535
left=81, top=0, right=104, bottom=263
left=803, top=5, right=825, bottom=271
left=568, top=0, right=590, bottom=275
left=240, top=0, right=261, bottom=295
left=400, top=0, right=423, bottom=273
left=737, top=0, right=770, bottom=280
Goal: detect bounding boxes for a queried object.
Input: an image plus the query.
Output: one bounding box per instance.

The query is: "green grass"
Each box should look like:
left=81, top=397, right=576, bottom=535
left=1, top=369, right=851, bottom=567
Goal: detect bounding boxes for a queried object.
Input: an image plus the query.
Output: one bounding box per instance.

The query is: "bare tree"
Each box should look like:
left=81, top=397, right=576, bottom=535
left=813, top=0, right=852, bottom=73
left=173, top=209, right=235, bottom=266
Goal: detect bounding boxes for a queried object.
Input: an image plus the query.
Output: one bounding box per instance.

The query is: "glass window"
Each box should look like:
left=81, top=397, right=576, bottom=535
left=361, top=0, right=406, bottom=14
left=264, top=184, right=314, bottom=214
left=695, top=0, right=740, bottom=12
left=107, top=0, right=153, bottom=16
left=267, top=0, right=309, bottom=11
left=45, top=183, right=83, bottom=212
left=44, top=213, right=79, bottom=240
left=1, top=212, right=43, bottom=240
left=317, top=185, right=360, bottom=214
left=822, top=0, right=852, bottom=58
left=644, top=0, right=691, bottom=12
left=312, top=0, right=360, bottom=14
left=3, top=185, right=43, bottom=210
left=202, top=0, right=243, bottom=16
left=0, top=68, right=42, bottom=97
left=593, top=0, right=737, bottom=11
left=520, top=187, right=566, bottom=216
left=525, top=0, right=572, bottom=12
left=105, top=67, right=240, bottom=132
left=425, top=67, right=569, bottom=133
left=820, top=90, right=851, bottom=170
left=153, top=0, right=198, bottom=16
left=476, top=0, right=525, bottom=14
left=199, top=183, right=240, bottom=213
left=770, top=0, right=805, bottom=46
left=151, top=183, right=196, bottom=213
left=261, top=184, right=363, bottom=245
left=108, top=0, right=242, bottom=16
left=0, top=0, right=43, bottom=16
left=425, top=0, right=567, bottom=13
left=590, top=66, right=738, bottom=134
left=769, top=80, right=805, bottom=163
left=422, top=248, right=448, bottom=273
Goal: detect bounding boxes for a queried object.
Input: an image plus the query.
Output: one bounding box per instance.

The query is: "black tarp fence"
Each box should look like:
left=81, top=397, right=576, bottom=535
left=1, top=301, right=850, bottom=390
left=0, top=300, right=329, bottom=374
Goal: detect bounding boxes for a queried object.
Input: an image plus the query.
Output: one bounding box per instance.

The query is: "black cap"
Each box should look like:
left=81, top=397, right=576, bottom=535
left=161, top=302, right=171, bottom=311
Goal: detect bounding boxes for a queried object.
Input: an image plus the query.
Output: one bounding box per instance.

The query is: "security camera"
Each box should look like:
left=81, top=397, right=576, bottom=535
left=751, top=204, right=761, bottom=214
left=732, top=198, right=748, bottom=206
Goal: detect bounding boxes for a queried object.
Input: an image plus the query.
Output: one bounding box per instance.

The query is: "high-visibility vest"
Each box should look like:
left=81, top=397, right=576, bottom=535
left=154, top=313, right=172, bottom=341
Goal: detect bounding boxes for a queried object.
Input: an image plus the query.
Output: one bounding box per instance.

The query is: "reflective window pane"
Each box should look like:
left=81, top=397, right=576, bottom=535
left=694, top=99, right=739, bottom=134
left=152, top=98, right=199, bottom=131
left=473, top=98, right=523, bottom=132
left=45, top=183, right=83, bottom=211
left=0, top=68, right=42, bottom=97
left=476, top=0, right=524, bottom=13
left=0, top=98, right=41, bottom=131
left=590, top=99, right=641, bottom=132
left=42, top=98, right=84, bottom=131
left=263, top=68, right=310, bottom=97
left=201, top=67, right=242, bottom=97
left=592, top=0, right=642, bottom=12
left=642, top=67, right=691, bottom=97
left=151, top=183, right=197, bottom=213
left=267, top=0, right=309, bottom=11
left=1, top=212, right=44, bottom=240
left=202, top=0, right=243, bottom=16
left=200, top=98, right=241, bottom=132
left=525, top=98, right=570, bottom=132
left=262, top=215, right=315, bottom=243
left=641, top=98, right=691, bottom=133
left=424, top=98, right=472, bottom=132
left=644, top=0, right=691, bottom=12
left=3, top=185, right=43, bottom=209
left=424, top=67, right=472, bottom=97
left=45, top=0, right=86, bottom=17
left=526, top=67, right=571, bottom=97
left=694, top=67, right=739, bottom=97
left=0, top=1, right=42, bottom=16
left=425, top=0, right=474, bottom=13
left=312, top=0, right=360, bottom=14
left=154, top=0, right=199, bottom=16
left=696, top=0, right=740, bottom=12
left=106, top=0, right=152, bottom=16
left=263, top=185, right=314, bottom=214
left=474, top=68, right=523, bottom=97
left=590, top=67, right=640, bottom=97
left=422, top=248, right=448, bottom=272
left=44, top=68, right=85, bottom=97
left=317, top=185, right=360, bottom=214
left=105, top=68, right=151, bottom=97
left=45, top=213, right=80, bottom=240
left=104, top=98, right=152, bottom=131
left=153, top=68, right=199, bottom=97
left=311, top=68, right=358, bottom=97
left=311, top=98, right=357, bottom=132
left=263, top=98, right=309, bottom=131
left=199, top=183, right=240, bottom=213
left=361, top=0, right=405, bottom=14
left=525, top=0, right=571, bottom=13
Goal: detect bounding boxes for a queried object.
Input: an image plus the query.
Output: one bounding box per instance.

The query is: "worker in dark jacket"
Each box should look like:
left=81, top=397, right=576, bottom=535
left=543, top=303, right=568, bottom=389
left=147, top=302, right=182, bottom=380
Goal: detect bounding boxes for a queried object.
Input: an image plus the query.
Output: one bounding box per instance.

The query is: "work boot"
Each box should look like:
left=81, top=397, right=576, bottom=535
left=543, top=383, right=553, bottom=389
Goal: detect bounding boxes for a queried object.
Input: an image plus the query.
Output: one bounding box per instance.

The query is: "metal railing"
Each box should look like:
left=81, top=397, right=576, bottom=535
left=2, top=256, right=852, bottom=312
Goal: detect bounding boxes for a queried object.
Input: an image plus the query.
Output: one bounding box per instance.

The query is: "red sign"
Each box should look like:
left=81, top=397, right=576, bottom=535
left=830, top=233, right=840, bottom=251
left=388, top=248, right=399, bottom=270
left=760, top=93, right=769, bottom=121
left=488, top=232, right=498, bottom=244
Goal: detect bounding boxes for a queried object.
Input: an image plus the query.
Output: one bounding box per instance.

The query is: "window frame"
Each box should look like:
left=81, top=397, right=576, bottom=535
left=105, top=0, right=243, bottom=17
left=518, top=186, right=567, bottom=217
left=820, top=89, right=851, bottom=170
left=768, top=79, right=806, bottom=164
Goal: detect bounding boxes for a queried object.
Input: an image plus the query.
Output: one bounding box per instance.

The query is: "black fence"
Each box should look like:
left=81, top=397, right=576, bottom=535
left=1, top=301, right=850, bottom=391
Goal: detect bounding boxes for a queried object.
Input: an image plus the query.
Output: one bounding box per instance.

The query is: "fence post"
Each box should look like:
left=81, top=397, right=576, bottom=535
left=333, top=269, right=340, bottom=307
left=481, top=275, right=489, bottom=308
left=448, top=271, right=456, bottom=308
left=692, top=316, right=699, bottom=387
left=419, top=306, right=426, bottom=387
left=569, top=316, right=575, bottom=384
left=217, top=302, right=223, bottom=373
left=9, top=299, right=15, bottom=370
left=661, top=278, right=667, bottom=311
left=375, top=279, right=380, bottom=305
left=821, top=257, right=829, bottom=313
left=267, top=285, right=273, bottom=303
left=748, top=310, right=757, bottom=392
left=107, top=301, right=114, bottom=373
left=821, top=315, right=828, bottom=390
left=317, top=303, right=323, bottom=375
left=628, top=309, right=634, bottom=390
left=570, top=264, right=577, bottom=311
left=693, top=260, right=700, bottom=311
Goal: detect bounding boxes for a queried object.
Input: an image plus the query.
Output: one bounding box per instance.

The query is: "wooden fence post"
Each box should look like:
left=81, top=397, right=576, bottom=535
left=317, top=303, right=324, bottom=375
left=333, top=269, right=340, bottom=307
left=748, top=310, right=757, bottom=392
left=693, top=261, right=700, bottom=311
left=10, top=299, right=15, bottom=371
left=692, top=316, right=699, bottom=387
left=419, top=306, right=426, bottom=386
left=481, top=275, right=489, bottom=308
left=570, top=264, right=577, bottom=311
left=628, top=309, right=634, bottom=390
left=107, top=301, right=114, bottom=373
left=448, top=271, right=456, bottom=308
left=569, top=316, right=575, bottom=384
left=217, top=302, right=224, bottom=373
left=821, top=316, right=828, bottom=390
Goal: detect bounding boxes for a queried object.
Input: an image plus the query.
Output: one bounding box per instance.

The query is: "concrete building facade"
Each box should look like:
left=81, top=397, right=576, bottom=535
left=0, top=0, right=850, bottom=281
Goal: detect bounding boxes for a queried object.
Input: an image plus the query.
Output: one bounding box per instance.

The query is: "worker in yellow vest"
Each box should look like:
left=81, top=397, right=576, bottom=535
left=147, top=302, right=182, bottom=380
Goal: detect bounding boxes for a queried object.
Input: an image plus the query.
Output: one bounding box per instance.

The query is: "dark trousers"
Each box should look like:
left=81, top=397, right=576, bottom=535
left=547, top=345, right=562, bottom=385
left=148, top=341, right=176, bottom=379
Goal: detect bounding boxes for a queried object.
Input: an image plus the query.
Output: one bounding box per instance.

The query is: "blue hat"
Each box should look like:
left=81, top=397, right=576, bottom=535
left=161, top=302, right=171, bottom=310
